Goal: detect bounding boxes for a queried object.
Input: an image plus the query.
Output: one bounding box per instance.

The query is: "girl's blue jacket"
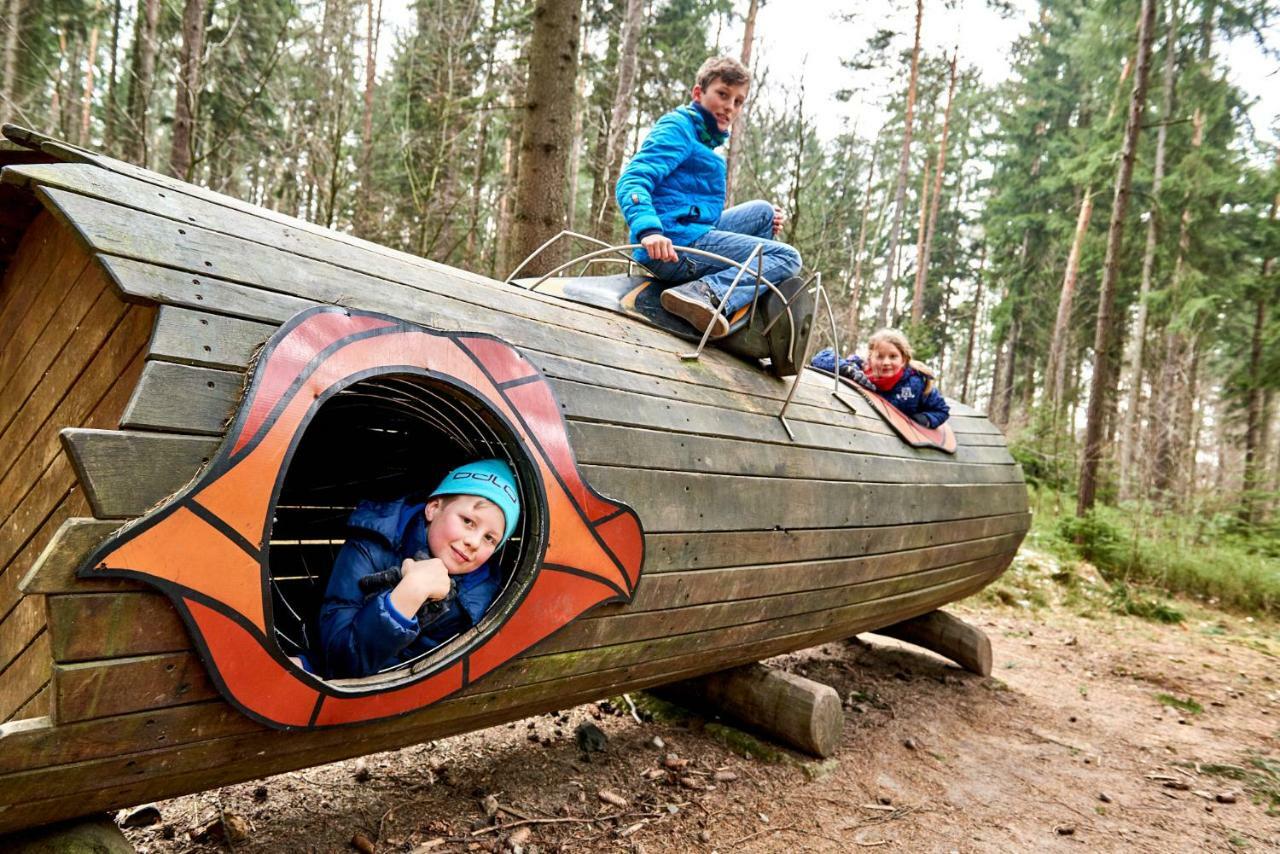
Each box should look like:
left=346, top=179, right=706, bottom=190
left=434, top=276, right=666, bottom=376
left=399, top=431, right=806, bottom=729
left=811, top=348, right=951, bottom=429
left=318, top=497, right=499, bottom=679
left=615, top=103, right=727, bottom=262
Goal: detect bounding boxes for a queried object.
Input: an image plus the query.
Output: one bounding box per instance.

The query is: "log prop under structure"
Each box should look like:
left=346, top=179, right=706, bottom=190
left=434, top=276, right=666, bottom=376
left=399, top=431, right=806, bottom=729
left=0, top=125, right=1029, bottom=835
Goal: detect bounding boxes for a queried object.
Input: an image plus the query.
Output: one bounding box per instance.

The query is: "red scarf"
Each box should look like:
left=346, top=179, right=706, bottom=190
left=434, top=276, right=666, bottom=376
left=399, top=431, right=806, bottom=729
left=870, top=366, right=905, bottom=392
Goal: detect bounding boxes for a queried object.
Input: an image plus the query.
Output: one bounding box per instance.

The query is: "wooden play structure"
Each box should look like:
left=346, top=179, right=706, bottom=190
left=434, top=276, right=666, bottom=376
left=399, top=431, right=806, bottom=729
left=0, top=125, right=1029, bottom=836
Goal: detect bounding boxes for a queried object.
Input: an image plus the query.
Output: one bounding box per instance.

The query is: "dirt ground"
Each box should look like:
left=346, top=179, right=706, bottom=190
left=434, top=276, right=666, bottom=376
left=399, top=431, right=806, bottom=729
left=122, top=548, right=1280, bottom=853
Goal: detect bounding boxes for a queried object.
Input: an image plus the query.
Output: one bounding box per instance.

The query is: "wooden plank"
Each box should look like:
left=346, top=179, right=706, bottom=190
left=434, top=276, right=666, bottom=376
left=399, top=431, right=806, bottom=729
left=0, top=491, right=93, bottom=620
left=12, top=684, right=48, bottom=721
left=61, top=419, right=1022, bottom=523
left=0, top=212, right=61, bottom=349
left=0, top=341, right=149, bottom=572
left=43, top=190, right=900, bottom=421
left=0, top=632, right=50, bottom=722
left=15, top=164, right=710, bottom=356
left=583, top=468, right=1029, bottom=532
left=119, top=361, right=241, bottom=436
left=147, top=305, right=274, bottom=371
left=17, top=517, right=140, bottom=596
left=116, top=356, right=1012, bottom=469
left=568, top=422, right=1023, bottom=485
left=138, top=307, right=1003, bottom=447
left=642, top=511, right=1030, bottom=573
left=102, top=254, right=315, bottom=322
left=45, top=529, right=1020, bottom=664
left=0, top=569, right=997, bottom=826
left=54, top=652, right=216, bottom=724
left=60, top=430, right=219, bottom=519
left=47, top=593, right=189, bottom=663
left=0, top=234, right=95, bottom=419
left=70, top=554, right=1010, bottom=721
left=0, top=280, right=145, bottom=508
left=0, top=596, right=44, bottom=676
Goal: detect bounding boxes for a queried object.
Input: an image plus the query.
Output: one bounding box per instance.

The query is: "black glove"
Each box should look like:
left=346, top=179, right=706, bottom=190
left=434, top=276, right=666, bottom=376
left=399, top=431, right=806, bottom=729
left=358, top=550, right=459, bottom=623
left=911, top=412, right=932, bottom=427
left=840, top=362, right=877, bottom=391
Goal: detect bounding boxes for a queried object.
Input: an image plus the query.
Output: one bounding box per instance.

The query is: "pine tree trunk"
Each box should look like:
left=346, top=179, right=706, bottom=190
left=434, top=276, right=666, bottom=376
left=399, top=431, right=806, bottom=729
left=509, top=0, right=582, bottom=275
left=911, top=49, right=958, bottom=326
left=724, top=0, right=759, bottom=207
left=876, top=0, right=923, bottom=330
left=961, top=243, right=986, bottom=404
left=1120, top=0, right=1180, bottom=499
left=591, top=0, right=643, bottom=239
left=1076, top=0, right=1158, bottom=517
left=1151, top=108, right=1204, bottom=505
left=910, top=155, right=931, bottom=322
left=169, top=0, right=207, bottom=180
left=356, top=0, right=384, bottom=238
left=1, top=0, right=24, bottom=125
left=123, top=0, right=161, bottom=167
left=1046, top=191, right=1094, bottom=413
left=1240, top=164, right=1278, bottom=523
left=103, top=0, right=122, bottom=151
left=566, top=18, right=589, bottom=230
left=79, top=23, right=99, bottom=145
left=844, top=143, right=879, bottom=346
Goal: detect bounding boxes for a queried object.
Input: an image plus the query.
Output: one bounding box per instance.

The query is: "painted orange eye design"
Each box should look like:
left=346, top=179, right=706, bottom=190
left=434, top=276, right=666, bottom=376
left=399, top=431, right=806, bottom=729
left=81, top=307, right=644, bottom=729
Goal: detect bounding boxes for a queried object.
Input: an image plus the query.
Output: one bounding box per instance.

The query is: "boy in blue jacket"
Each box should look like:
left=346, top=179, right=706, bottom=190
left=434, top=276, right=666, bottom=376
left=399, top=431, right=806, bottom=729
left=812, top=328, right=950, bottom=428
left=616, top=56, right=802, bottom=339
left=318, top=459, right=520, bottom=679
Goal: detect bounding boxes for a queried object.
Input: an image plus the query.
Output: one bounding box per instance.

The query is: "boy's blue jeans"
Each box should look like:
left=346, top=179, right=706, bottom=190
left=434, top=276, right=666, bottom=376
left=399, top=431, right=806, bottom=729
left=646, top=200, right=803, bottom=316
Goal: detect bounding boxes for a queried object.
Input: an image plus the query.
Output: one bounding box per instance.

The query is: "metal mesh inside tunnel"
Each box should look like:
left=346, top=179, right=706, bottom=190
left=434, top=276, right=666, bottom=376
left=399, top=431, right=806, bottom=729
left=267, top=372, right=538, bottom=678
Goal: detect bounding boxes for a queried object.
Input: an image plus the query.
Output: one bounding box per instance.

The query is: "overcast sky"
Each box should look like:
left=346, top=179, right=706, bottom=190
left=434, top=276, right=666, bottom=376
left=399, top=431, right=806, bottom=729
left=375, top=0, right=1280, bottom=150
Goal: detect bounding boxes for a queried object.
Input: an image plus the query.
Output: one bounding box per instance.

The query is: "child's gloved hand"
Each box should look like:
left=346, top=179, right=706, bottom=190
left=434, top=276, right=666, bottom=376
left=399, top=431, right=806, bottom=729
left=911, top=412, right=933, bottom=427
left=402, top=556, right=452, bottom=599
left=840, top=361, right=877, bottom=391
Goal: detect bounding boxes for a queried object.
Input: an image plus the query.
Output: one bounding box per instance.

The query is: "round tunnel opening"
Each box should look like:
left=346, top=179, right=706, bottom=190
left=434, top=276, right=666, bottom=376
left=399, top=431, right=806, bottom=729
left=266, top=371, right=544, bottom=687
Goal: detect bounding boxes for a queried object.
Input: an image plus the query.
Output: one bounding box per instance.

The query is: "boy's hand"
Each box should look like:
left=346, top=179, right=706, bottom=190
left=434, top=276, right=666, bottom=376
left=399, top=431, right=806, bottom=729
left=388, top=556, right=451, bottom=619
left=771, top=205, right=785, bottom=237
left=641, top=233, right=678, bottom=263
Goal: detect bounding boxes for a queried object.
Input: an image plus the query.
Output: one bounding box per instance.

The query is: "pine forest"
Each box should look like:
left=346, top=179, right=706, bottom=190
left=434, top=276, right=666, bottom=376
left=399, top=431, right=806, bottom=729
left=2, top=0, right=1277, bottom=615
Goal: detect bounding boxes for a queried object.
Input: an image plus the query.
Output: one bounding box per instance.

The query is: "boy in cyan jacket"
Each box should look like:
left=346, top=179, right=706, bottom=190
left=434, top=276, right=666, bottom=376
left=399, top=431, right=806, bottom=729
left=616, top=56, right=801, bottom=339
left=318, top=459, right=520, bottom=679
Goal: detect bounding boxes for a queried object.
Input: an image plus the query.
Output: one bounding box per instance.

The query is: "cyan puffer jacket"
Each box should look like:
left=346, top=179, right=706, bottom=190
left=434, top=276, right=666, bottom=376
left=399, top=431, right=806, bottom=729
left=616, top=103, right=728, bottom=262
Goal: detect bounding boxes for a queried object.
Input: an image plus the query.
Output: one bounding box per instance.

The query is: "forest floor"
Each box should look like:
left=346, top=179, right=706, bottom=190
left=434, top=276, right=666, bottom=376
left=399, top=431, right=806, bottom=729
left=122, top=548, right=1280, bottom=853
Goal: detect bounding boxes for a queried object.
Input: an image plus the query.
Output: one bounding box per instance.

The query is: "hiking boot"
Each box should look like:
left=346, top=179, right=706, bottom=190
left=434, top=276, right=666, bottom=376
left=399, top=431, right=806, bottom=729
left=660, top=281, right=730, bottom=339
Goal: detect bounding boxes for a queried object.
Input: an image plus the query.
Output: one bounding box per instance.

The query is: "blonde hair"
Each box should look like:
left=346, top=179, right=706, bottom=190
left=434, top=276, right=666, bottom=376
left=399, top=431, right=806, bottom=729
left=866, top=328, right=913, bottom=363
left=695, top=56, right=751, bottom=90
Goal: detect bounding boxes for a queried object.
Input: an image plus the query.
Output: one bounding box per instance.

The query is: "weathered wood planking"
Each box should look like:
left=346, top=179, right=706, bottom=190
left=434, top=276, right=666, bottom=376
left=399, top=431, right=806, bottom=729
left=46, top=529, right=1021, bottom=665
left=137, top=302, right=1003, bottom=443
left=64, top=422, right=1019, bottom=522
left=0, top=569, right=1000, bottom=830
left=17, top=518, right=136, bottom=596
left=25, top=179, right=987, bottom=431
left=52, top=552, right=1013, bottom=724
left=0, top=633, right=50, bottom=723
left=116, top=357, right=1011, bottom=469
left=60, top=430, right=218, bottom=519
left=0, top=339, right=149, bottom=574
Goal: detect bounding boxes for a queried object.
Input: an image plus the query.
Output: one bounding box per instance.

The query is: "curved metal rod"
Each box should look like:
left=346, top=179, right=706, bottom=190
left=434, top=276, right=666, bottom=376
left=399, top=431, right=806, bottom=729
left=505, top=231, right=651, bottom=284
left=778, top=272, right=835, bottom=441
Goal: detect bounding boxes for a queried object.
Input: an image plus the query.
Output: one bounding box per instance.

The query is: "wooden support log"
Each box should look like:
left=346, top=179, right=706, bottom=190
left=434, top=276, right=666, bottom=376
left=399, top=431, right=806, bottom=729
left=664, top=662, right=844, bottom=758
left=870, top=608, right=992, bottom=676
left=2, top=813, right=135, bottom=853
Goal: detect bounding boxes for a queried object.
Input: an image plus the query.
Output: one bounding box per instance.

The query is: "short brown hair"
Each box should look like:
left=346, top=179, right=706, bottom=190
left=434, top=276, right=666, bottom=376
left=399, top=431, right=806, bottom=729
left=695, top=56, right=751, bottom=90
left=867, top=328, right=913, bottom=363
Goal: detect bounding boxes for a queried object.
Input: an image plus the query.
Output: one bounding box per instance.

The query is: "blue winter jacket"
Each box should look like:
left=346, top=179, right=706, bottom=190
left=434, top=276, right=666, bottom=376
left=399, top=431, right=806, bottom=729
left=616, top=103, right=728, bottom=263
left=318, top=496, right=500, bottom=679
left=811, top=348, right=951, bottom=429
